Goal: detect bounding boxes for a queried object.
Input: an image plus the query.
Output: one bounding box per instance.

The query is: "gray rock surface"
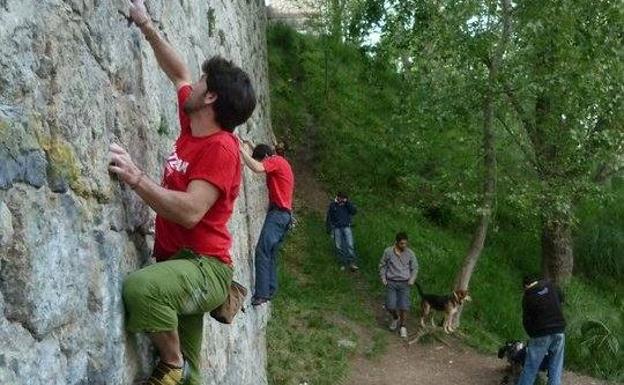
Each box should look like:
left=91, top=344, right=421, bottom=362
left=0, top=1, right=274, bottom=384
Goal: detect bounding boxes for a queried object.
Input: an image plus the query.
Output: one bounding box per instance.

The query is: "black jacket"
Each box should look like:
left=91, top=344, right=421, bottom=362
left=325, top=200, right=357, bottom=232
left=522, top=280, right=566, bottom=338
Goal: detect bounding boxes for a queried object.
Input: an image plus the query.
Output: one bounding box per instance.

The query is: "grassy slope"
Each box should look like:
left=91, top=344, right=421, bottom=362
left=267, top=210, right=387, bottom=385
left=266, top=24, right=624, bottom=383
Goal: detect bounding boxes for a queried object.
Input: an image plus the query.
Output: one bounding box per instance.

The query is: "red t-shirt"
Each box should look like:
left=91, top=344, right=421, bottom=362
left=262, top=156, right=294, bottom=211
left=153, top=85, right=241, bottom=265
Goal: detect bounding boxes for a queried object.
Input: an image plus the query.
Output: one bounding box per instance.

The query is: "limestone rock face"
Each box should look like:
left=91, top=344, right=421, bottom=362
left=0, top=1, right=273, bottom=384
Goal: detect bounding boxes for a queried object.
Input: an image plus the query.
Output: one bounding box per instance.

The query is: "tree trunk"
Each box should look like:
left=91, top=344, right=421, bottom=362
left=451, top=0, right=511, bottom=329
left=531, top=95, right=574, bottom=283
left=451, top=75, right=496, bottom=330
left=541, top=218, right=574, bottom=284
left=455, top=103, right=496, bottom=292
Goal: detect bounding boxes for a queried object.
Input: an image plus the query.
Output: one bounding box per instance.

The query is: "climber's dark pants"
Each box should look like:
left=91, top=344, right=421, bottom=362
left=122, top=249, right=232, bottom=385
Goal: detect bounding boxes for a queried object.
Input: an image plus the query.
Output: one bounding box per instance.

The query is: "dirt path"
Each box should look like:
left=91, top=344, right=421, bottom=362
left=340, top=256, right=614, bottom=385
left=345, top=335, right=608, bottom=385
left=344, top=273, right=610, bottom=385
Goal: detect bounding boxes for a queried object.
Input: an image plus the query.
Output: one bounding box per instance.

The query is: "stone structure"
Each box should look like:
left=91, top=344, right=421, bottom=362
left=267, top=0, right=319, bottom=31
left=0, top=1, right=273, bottom=384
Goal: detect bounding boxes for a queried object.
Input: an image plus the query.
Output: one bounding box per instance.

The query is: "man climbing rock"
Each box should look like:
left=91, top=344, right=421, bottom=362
left=239, top=142, right=294, bottom=306
left=108, top=1, right=256, bottom=384
left=325, top=191, right=359, bottom=271
left=379, top=232, right=418, bottom=338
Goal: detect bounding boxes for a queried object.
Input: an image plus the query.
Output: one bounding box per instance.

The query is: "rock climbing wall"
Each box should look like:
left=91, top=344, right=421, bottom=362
left=0, top=1, right=274, bottom=384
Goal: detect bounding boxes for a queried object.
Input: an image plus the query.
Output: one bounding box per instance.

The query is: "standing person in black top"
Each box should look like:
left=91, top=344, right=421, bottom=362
left=517, top=276, right=566, bottom=385
left=326, top=192, right=358, bottom=271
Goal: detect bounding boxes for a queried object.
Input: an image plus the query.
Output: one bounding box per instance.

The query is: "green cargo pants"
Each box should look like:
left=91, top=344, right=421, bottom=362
left=123, top=249, right=233, bottom=385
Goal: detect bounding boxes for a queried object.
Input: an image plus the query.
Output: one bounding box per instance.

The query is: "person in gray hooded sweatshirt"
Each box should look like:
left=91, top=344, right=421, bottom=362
left=379, top=232, right=418, bottom=338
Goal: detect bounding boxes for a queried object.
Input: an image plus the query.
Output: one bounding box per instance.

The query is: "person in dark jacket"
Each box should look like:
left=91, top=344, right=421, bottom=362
left=516, top=276, right=566, bottom=385
left=326, top=192, right=358, bottom=271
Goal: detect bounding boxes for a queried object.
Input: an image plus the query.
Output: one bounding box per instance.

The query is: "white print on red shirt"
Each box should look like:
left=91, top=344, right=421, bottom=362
left=163, top=144, right=189, bottom=181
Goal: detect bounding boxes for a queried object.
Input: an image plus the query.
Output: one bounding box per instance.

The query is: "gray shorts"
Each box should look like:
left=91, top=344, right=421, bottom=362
left=385, top=280, right=411, bottom=310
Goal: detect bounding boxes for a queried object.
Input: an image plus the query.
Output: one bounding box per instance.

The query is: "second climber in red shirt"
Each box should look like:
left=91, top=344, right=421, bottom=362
left=239, top=142, right=294, bottom=306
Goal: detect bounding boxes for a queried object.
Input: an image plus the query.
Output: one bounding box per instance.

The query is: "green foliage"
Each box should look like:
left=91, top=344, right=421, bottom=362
left=564, top=279, right=624, bottom=381
left=580, top=320, right=619, bottom=355
left=267, top=20, right=624, bottom=382
left=377, top=0, right=624, bottom=283
left=499, top=0, right=624, bottom=218
left=575, top=187, right=624, bottom=281
left=379, top=1, right=624, bottom=214
left=309, top=0, right=386, bottom=44
left=270, top=23, right=401, bottom=190
left=268, top=22, right=489, bottom=227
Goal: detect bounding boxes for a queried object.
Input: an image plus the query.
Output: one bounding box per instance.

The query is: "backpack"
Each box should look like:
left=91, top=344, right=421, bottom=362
left=209, top=281, right=248, bottom=324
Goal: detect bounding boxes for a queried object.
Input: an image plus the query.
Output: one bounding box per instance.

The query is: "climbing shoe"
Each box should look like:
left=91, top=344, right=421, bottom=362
left=251, top=296, right=269, bottom=307
left=145, top=360, right=189, bottom=385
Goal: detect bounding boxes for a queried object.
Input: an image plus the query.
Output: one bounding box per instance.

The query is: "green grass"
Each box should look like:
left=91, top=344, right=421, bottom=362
left=266, top=23, right=624, bottom=383
left=268, top=200, right=624, bottom=384
left=267, top=210, right=387, bottom=385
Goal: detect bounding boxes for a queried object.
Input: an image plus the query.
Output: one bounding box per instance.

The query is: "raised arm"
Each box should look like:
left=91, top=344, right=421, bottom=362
left=239, top=140, right=265, bottom=173
left=129, top=0, right=191, bottom=88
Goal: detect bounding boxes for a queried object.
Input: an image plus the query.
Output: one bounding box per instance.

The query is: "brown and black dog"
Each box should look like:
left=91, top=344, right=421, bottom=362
left=414, top=282, right=471, bottom=333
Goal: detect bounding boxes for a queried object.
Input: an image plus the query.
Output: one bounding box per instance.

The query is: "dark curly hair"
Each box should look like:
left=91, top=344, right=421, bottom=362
left=395, top=232, right=409, bottom=243
left=202, top=56, right=256, bottom=131
left=252, top=144, right=275, bottom=161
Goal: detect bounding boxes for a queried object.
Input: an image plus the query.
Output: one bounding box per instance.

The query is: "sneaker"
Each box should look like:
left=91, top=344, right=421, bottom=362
left=251, top=296, right=270, bottom=307
left=145, top=360, right=189, bottom=385
left=349, top=264, right=359, bottom=272
left=400, top=326, right=408, bottom=338
left=389, top=318, right=399, bottom=331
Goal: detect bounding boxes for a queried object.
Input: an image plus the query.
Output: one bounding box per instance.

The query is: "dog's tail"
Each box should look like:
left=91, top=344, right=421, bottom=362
left=414, top=281, right=424, bottom=297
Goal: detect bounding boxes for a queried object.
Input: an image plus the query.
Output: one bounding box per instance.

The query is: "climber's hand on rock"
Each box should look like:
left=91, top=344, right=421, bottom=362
left=235, top=134, right=252, bottom=152
left=129, top=0, right=149, bottom=26
left=108, top=143, right=142, bottom=186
